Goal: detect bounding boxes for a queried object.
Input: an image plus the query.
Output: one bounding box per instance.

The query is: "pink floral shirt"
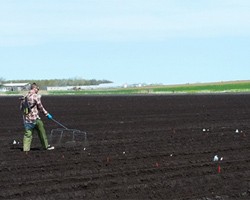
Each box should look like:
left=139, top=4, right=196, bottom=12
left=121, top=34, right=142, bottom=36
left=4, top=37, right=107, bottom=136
left=23, top=89, right=48, bottom=123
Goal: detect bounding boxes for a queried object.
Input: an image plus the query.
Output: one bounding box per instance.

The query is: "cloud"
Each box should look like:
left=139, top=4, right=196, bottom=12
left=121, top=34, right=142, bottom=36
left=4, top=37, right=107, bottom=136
left=0, top=0, right=250, bottom=46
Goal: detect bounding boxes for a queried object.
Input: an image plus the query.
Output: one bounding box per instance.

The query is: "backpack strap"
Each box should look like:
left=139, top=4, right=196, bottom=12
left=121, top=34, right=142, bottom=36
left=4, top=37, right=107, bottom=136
left=25, top=96, right=36, bottom=109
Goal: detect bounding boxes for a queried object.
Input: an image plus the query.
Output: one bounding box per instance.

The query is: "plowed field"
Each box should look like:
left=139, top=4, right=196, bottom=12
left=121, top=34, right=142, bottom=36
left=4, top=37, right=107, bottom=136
left=0, top=95, right=250, bottom=199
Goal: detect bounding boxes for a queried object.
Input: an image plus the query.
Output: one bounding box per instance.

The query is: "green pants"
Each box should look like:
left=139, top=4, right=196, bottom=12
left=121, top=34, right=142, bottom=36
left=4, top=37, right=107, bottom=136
left=23, top=119, right=49, bottom=151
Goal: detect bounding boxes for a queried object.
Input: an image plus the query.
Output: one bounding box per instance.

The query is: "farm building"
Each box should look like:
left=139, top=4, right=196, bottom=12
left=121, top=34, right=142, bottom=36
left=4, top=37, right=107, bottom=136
left=47, top=83, right=124, bottom=91
left=1, top=83, right=30, bottom=91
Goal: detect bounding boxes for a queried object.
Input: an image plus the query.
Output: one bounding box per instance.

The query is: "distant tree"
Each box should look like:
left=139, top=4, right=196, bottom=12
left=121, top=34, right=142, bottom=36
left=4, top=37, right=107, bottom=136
left=0, top=77, right=5, bottom=87
left=2, top=78, right=113, bottom=89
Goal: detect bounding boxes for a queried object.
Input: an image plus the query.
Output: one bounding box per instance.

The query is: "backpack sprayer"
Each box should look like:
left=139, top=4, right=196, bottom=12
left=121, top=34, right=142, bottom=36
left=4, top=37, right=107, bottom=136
left=49, top=118, right=88, bottom=148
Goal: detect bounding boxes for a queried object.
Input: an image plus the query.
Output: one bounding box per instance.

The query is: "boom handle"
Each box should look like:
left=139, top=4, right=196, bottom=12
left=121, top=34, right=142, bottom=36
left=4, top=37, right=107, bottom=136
left=51, top=118, right=69, bottom=130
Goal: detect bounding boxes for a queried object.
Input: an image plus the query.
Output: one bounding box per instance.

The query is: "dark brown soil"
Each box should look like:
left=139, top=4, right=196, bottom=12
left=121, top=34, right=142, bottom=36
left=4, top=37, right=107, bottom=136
left=0, top=95, right=250, bottom=199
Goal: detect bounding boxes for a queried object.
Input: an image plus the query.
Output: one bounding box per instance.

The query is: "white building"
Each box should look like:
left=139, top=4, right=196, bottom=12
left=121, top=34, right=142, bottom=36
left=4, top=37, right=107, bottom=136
left=47, top=83, right=123, bottom=91
left=1, top=83, right=30, bottom=91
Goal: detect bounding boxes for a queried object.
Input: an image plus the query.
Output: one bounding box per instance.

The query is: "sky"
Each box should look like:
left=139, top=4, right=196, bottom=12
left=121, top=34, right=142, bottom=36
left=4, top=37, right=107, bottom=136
left=0, top=0, right=250, bottom=85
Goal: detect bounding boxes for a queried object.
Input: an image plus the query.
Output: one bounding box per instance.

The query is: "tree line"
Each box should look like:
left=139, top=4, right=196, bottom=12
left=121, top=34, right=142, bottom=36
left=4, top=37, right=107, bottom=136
left=0, top=78, right=112, bottom=89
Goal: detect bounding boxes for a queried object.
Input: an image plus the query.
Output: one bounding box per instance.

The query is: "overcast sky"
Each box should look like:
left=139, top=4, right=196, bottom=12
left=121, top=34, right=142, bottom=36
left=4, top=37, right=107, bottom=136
left=0, top=0, right=249, bottom=85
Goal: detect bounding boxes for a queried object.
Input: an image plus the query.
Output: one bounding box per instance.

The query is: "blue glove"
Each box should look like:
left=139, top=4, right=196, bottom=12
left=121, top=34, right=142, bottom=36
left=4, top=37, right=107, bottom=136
left=47, top=113, right=53, bottom=119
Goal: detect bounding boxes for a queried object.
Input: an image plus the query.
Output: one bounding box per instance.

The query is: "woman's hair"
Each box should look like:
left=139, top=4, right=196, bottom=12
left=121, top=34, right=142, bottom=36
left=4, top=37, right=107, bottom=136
left=31, top=83, right=39, bottom=90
